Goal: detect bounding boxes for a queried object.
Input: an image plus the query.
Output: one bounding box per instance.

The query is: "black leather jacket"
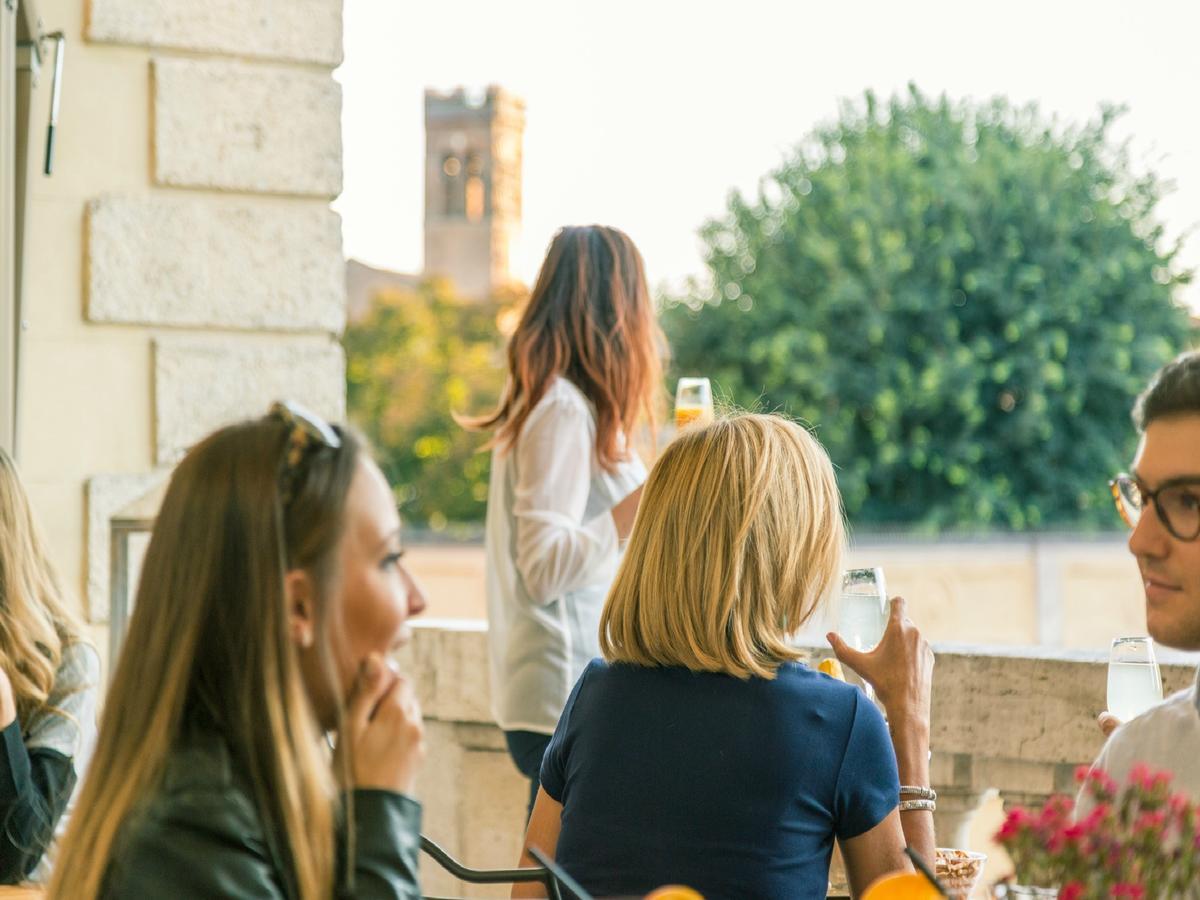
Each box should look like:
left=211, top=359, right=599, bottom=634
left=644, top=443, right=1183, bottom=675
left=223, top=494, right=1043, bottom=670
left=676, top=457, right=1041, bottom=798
left=99, top=732, right=422, bottom=899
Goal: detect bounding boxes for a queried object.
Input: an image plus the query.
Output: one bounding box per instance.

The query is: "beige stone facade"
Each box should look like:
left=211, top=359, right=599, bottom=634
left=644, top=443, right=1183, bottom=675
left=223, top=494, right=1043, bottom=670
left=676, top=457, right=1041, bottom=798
left=12, top=0, right=345, bottom=667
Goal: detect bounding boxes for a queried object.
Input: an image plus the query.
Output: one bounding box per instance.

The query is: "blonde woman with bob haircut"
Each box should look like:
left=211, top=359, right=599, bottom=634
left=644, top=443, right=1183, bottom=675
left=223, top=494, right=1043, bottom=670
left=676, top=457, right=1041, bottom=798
left=517, top=414, right=935, bottom=900
left=465, top=225, right=664, bottom=816
left=0, top=448, right=98, bottom=883
left=49, top=403, right=426, bottom=900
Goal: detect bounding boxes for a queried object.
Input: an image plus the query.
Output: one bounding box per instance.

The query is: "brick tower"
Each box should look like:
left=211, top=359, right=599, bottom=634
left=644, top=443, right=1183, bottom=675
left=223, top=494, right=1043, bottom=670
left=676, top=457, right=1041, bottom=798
left=423, top=86, right=525, bottom=300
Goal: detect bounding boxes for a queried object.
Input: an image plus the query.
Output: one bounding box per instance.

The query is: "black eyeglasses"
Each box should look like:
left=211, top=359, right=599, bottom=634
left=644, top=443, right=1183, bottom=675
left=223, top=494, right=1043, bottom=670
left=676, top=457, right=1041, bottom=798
left=269, top=400, right=342, bottom=505
left=1109, top=473, right=1200, bottom=542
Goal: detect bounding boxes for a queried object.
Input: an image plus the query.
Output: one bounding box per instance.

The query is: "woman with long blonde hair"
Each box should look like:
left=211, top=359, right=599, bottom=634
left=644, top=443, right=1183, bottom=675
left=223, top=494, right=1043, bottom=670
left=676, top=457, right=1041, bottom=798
left=465, top=225, right=664, bottom=815
left=49, top=403, right=426, bottom=899
left=516, top=414, right=936, bottom=899
left=0, top=448, right=97, bottom=883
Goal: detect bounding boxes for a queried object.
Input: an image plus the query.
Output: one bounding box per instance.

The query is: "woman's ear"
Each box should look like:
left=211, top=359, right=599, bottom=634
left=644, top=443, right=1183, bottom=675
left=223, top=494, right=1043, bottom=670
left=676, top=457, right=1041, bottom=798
left=284, top=569, right=316, bottom=649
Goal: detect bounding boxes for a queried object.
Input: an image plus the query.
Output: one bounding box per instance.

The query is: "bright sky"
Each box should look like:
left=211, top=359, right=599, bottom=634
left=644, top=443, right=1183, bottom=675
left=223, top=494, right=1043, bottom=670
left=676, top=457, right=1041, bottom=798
left=336, top=0, right=1200, bottom=309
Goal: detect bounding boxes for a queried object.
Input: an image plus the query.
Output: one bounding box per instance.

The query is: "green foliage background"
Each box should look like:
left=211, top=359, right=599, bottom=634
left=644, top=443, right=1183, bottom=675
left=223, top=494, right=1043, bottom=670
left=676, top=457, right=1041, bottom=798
left=663, top=87, right=1195, bottom=531
left=344, top=279, right=508, bottom=532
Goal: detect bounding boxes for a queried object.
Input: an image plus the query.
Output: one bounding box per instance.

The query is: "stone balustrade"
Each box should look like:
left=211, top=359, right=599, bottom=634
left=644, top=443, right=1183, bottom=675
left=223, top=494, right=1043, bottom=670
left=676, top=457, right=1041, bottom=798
left=398, top=620, right=1198, bottom=898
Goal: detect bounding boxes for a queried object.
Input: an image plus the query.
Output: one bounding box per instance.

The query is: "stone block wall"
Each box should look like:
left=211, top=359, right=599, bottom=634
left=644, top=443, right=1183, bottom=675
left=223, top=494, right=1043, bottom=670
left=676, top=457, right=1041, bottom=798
left=19, top=0, right=345, bottom=663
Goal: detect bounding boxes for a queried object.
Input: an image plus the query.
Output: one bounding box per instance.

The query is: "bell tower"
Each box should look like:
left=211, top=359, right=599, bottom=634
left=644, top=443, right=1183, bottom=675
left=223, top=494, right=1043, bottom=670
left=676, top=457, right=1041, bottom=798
left=423, top=86, right=525, bottom=300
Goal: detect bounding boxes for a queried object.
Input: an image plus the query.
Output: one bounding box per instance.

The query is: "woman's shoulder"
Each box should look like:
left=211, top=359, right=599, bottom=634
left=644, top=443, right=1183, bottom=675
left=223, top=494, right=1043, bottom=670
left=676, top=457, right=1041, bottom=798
left=105, top=739, right=280, bottom=898
left=773, top=661, right=864, bottom=708
left=532, top=377, right=592, bottom=417
left=24, top=641, right=101, bottom=754
left=53, top=641, right=101, bottom=692
left=121, top=735, right=266, bottom=847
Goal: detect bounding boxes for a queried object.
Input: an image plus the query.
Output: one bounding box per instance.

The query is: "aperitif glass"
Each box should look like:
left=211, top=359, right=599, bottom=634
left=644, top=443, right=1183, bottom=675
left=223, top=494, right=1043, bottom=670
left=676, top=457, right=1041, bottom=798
left=674, top=377, right=714, bottom=430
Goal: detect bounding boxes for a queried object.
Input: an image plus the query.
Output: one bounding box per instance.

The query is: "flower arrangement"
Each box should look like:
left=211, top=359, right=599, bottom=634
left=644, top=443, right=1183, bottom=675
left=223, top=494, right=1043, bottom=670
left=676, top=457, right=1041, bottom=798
left=995, top=765, right=1200, bottom=898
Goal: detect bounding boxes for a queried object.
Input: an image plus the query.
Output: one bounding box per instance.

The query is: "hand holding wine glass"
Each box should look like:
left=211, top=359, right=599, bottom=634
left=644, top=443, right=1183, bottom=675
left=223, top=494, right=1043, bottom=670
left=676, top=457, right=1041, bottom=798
left=828, top=594, right=934, bottom=731
left=833, top=567, right=888, bottom=700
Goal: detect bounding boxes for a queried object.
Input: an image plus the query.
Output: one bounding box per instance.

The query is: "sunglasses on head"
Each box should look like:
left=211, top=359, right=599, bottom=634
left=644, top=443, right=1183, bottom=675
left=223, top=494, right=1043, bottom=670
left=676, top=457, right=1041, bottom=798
left=269, top=400, right=342, bottom=506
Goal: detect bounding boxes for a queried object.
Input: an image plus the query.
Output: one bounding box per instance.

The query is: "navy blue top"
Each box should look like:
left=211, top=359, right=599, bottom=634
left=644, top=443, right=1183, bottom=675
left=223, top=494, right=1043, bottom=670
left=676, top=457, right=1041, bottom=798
left=540, top=659, right=899, bottom=900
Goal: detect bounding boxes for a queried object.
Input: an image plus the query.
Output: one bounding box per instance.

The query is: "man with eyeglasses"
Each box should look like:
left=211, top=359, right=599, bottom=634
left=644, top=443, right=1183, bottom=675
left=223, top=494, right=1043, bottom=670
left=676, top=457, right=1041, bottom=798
left=1087, top=350, right=1200, bottom=798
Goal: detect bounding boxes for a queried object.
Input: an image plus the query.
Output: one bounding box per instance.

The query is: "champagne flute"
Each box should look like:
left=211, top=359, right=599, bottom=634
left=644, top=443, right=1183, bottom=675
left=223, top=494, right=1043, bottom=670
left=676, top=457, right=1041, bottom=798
left=674, top=377, right=714, bottom=430
left=838, top=567, right=888, bottom=701
left=1107, top=636, right=1163, bottom=722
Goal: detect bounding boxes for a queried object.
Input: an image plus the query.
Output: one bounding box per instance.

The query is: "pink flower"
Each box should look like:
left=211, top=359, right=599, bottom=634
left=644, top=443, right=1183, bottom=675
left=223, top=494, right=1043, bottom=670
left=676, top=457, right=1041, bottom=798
left=1003, top=768, right=1197, bottom=894
left=1112, top=884, right=1145, bottom=898
left=996, top=808, right=1033, bottom=843
left=1060, top=822, right=1090, bottom=846
left=1082, top=802, right=1111, bottom=828
left=1128, top=763, right=1172, bottom=793
left=1037, top=795, right=1074, bottom=830
left=1134, top=810, right=1167, bottom=835
left=1080, top=765, right=1118, bottom=801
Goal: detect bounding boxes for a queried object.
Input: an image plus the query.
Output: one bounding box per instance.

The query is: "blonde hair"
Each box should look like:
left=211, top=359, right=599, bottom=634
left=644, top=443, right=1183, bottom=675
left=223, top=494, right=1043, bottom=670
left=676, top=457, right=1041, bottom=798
left=0, top=448, right=85, bottom=726
left=600, top=413, right=845, bottom=679
left=49, top=417, right=361, bottom=900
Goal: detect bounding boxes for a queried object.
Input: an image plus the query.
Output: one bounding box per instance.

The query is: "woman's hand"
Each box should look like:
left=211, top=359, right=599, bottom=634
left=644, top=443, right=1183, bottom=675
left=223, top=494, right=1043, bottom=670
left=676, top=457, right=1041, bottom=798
left=0, top=669, right=15, bottom=729
left=337, top=653, right=425, bottom=795
left=1098, top=711, right=1122, bottom=738
left=827, top=596, right=933, bottom=731
left=830, top=598, right=937, bottom=866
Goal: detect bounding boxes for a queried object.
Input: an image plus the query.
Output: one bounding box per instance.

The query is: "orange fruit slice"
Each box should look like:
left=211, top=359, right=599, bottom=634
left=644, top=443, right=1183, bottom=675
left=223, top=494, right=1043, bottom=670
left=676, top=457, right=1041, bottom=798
left=644, top=888, right=704, bottom=900
left=818, top=657, right=846, bottom=680
left=862, top=872, right=942, bottom=899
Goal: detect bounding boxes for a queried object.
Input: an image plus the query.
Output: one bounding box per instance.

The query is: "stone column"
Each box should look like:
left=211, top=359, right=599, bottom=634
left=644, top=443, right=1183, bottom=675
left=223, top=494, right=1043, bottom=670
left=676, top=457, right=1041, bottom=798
left=933, top=785, right=993, bottom=849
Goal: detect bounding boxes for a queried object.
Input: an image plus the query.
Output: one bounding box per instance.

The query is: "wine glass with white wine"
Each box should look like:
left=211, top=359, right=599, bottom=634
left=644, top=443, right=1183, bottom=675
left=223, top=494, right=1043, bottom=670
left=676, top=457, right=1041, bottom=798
left=837, top=567, right=889, bottom=701
left=1107, top=636, right=1163, bottom=722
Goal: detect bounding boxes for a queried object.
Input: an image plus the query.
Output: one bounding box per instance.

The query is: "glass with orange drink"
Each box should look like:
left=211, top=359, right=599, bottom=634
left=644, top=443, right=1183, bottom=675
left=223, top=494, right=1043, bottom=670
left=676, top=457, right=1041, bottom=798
left=674, top=377, right=714, bottom=430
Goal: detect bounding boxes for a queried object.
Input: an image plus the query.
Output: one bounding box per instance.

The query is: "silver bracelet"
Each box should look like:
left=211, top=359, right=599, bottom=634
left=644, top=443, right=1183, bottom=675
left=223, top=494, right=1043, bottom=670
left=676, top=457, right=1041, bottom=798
left=898, top=798, right=936, bottom=812
left=899, top=785, right=937, bottom=801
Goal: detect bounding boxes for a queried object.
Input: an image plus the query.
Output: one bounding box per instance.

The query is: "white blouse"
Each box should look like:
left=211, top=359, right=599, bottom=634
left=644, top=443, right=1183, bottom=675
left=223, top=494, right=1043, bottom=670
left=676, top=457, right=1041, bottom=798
left=484, top=377, right=646, bottom=734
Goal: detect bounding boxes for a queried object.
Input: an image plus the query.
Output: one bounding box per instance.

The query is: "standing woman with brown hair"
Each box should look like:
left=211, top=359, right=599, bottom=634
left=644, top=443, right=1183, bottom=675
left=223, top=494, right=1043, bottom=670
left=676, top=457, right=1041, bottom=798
left=465, top=225, right=664, bottom=815
left=0, top=448, right=98, bottom=883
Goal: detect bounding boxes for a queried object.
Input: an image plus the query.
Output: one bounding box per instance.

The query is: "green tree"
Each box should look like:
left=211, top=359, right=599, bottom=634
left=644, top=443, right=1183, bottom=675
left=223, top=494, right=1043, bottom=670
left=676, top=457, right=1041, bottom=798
left=344, top=279, right=510, bottom=532
left=664, top=87, right=1195, bottom=531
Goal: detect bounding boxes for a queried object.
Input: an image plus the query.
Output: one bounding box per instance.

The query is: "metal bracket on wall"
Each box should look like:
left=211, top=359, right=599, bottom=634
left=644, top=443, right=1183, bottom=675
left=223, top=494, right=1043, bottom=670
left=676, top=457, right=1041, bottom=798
left=15, top=41, right=40, bottom=83
left=39, top=31, right=63, bottom=174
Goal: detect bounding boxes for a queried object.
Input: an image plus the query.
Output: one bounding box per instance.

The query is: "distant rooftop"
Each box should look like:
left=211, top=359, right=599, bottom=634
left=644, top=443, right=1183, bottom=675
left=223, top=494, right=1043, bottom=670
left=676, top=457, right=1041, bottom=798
left=424, top=85, right=525, bottom=122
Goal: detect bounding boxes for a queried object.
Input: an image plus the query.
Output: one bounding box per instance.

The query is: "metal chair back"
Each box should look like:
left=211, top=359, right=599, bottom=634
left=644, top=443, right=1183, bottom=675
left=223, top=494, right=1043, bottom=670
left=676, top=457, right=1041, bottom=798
left=420, top=834, right=563, bottom=900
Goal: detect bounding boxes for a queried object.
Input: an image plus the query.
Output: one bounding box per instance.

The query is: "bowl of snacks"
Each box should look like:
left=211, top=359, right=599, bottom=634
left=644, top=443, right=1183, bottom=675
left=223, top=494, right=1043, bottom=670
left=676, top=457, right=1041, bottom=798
left=935, top=848, right=987, bottom=898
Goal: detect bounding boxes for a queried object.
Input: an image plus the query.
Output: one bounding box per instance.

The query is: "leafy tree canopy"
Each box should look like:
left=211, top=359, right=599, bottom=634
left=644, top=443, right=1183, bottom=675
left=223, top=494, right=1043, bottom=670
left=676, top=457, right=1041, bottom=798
left=344, top=278, right=513, bottom=533
left=663, top=86, right=1195, bottom=531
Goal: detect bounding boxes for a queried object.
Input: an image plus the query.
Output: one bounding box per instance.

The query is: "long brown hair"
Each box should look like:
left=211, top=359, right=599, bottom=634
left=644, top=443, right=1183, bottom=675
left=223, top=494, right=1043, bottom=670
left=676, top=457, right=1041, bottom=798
left=49, top=416, right=360, bottom=900
left=601, top=414, right=846, bottom=679
left=465, top=225, right=664, bottom=468
left=0, top=448, right=86, bottom=726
